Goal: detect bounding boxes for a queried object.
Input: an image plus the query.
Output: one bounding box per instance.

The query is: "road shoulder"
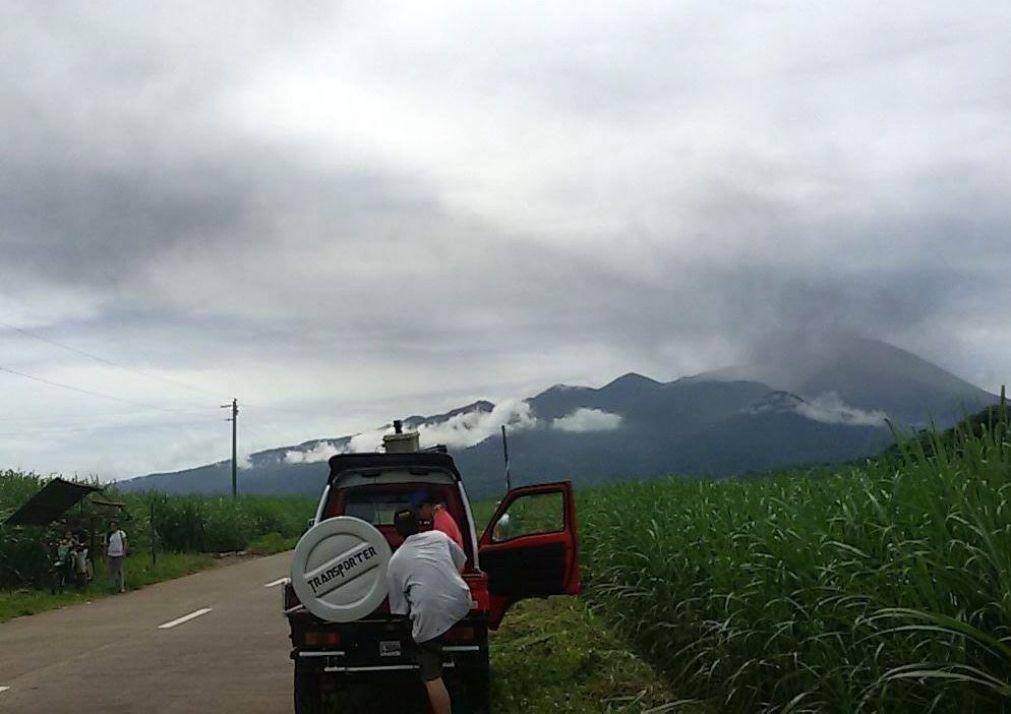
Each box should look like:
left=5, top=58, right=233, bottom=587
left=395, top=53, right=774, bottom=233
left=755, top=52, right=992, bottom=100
left=491, top=596, right=711, bottom=713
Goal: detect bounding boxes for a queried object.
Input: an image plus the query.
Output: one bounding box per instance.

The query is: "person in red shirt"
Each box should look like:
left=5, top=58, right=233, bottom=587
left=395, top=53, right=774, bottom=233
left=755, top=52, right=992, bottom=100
left=410, top=490, right=465, bottom=550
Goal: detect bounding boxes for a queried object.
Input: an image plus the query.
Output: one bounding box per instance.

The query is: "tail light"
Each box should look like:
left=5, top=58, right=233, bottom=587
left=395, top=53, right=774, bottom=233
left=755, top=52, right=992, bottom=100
left=303, top=631, right=342, bottom=647
left=283, top=582, right=301, bottom=611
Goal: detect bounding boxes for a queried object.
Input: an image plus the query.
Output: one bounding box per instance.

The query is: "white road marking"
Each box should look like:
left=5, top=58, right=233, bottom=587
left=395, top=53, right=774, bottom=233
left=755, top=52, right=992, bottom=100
left=158, top=607, right=212, bottom=630
left=0, top=686, right=10, bottom=693
left=263, top=577, right=289, bottom=588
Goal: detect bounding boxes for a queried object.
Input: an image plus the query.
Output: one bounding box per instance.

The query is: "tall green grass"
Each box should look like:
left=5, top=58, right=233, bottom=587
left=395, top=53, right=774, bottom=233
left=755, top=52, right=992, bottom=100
left=0, top=470, right=314, bottom=589
left=145, top=492, right=312, bottom=552
left=582, top=407, right=1011, bottom=712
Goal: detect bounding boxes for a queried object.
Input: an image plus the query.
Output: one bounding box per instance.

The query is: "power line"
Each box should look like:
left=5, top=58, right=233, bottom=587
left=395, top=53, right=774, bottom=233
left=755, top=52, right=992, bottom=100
left=0, top=364, right=213, bottom=414
left=0, top=318, right=224, bottom=401
left=0, top=418, right=223, bottom=438
left=0, top=408, right=216, bottom=423
left=0, top=301, right=237, bottom=469
left=242, top=402, right=319, bottom=415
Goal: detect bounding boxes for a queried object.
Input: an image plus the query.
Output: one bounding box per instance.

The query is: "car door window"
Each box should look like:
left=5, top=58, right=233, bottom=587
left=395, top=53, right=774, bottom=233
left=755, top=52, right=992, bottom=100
left=491, top=491, right=564, bottom=542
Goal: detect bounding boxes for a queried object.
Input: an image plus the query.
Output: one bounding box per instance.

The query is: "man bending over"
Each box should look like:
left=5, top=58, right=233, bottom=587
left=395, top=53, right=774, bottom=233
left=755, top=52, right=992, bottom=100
left=387, top=507, right=471, bottom=714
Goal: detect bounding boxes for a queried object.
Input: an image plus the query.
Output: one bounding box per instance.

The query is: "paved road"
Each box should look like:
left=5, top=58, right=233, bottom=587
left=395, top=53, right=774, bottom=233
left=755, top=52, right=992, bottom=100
left=0, top=552, right=294, bottom=713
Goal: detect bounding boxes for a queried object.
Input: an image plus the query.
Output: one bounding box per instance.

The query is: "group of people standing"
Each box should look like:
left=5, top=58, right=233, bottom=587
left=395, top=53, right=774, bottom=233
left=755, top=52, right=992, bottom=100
left=53, top=527, right=90, bottom=590
left=52, top=520, right=129, bottom=594
left=386, top=490, right=470, bottom=714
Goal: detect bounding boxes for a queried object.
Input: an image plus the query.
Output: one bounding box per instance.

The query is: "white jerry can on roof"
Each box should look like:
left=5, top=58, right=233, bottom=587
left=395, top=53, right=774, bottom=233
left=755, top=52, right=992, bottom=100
left=289, top=516, right=393, bottom=622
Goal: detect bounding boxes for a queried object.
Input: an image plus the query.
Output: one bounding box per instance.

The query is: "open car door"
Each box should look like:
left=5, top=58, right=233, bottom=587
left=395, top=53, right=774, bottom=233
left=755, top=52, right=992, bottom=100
left=478, top=481, right=580, bottom=629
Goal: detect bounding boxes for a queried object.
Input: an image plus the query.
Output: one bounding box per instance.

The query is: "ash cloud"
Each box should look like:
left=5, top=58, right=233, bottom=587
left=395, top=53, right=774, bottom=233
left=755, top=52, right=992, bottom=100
left=1, top=2, right=1009, bottom=478
left=795, top=393, right=889, bottom=427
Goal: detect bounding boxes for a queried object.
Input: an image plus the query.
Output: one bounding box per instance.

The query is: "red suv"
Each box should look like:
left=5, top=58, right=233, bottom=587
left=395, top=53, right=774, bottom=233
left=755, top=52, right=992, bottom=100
left=284, top=447, right=581, bottom=713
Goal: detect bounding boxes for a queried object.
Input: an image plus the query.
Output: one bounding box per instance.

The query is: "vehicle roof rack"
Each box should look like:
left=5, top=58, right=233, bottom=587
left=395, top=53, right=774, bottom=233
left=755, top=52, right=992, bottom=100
left=327, top=451, right=461, bottom=484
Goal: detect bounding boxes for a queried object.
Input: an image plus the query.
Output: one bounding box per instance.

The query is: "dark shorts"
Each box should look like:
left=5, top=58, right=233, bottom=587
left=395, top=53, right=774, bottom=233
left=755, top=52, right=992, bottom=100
left=414, top=637, right=444, bottom=682
left=108, top=555, right=125, bottom=575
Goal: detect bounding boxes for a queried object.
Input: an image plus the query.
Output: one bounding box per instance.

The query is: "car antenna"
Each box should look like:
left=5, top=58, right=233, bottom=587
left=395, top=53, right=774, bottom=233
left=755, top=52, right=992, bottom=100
left=501, top=424, right=512, bottom=494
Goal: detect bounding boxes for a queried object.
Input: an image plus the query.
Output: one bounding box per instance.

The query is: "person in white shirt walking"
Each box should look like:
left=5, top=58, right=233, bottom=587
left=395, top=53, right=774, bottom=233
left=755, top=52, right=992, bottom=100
left=106, top=521, right=128, bottom=593
left=387, top=507, right=471, bottom=714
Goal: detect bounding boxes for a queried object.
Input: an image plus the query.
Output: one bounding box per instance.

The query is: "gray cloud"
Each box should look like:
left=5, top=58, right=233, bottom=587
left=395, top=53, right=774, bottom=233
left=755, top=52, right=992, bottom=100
left=1, top=1, right=1009, bottom=478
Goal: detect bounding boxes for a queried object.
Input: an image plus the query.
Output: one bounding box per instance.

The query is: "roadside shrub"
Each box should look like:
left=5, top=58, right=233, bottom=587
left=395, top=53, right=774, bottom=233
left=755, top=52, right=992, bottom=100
left=247, top=531, right=296, bottom=556
left=0, top=471, right=52, bottom=588
left=146, top=494, right=310, bottom=553
left=201, top=499, right=256, bottom=552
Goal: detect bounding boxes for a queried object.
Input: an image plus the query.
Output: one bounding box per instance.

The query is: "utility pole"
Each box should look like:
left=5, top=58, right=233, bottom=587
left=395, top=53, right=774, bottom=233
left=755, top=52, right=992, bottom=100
left=150, top=498, right=157, bottom=568
left=221, top=398, right=238, bottom=498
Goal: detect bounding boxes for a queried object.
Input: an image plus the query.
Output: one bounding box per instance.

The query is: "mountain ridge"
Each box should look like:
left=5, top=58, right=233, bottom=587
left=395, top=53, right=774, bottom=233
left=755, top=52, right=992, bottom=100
left=118, top=336, right=999, bottom=500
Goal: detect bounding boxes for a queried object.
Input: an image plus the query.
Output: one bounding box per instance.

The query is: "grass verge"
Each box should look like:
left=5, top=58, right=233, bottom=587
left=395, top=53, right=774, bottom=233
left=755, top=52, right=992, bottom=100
left=0, top=551, right=214, bottom=623
left=247, top=531, right=299, bottom=556
left=490, top=596, right=711, bottom=713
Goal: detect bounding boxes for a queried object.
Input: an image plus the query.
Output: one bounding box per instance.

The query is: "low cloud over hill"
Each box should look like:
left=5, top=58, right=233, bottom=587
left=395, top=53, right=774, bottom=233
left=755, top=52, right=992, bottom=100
left=120, top=336, right=998, bottom=500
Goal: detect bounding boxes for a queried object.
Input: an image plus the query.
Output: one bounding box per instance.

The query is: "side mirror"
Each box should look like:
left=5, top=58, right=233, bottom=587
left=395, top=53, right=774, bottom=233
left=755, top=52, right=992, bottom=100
left=306, top=517, right=315, bottom=531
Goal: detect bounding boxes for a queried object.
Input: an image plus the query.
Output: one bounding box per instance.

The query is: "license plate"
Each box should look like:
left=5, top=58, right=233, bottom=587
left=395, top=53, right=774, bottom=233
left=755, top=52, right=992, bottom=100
left=379, top=640, right=402, bottom=657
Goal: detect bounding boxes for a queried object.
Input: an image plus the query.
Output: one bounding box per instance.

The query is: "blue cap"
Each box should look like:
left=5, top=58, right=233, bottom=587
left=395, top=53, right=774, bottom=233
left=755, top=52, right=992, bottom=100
left=409, top=489, right=431, bottom=509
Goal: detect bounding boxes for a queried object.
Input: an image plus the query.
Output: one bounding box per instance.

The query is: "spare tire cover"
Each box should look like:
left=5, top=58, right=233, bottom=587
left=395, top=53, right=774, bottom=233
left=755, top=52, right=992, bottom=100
left=290, top=516, right=393, bottom=622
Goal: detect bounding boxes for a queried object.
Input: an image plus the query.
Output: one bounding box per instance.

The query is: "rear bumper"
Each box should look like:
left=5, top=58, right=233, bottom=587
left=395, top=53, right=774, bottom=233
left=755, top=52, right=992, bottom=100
left=294, top=650, right=474, bottom=674
left=289, top=616, right=488, bottom=675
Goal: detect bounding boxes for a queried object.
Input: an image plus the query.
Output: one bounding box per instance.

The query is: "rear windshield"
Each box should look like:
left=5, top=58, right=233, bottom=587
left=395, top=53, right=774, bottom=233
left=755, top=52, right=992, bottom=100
left=343, top=491, right=405, bottom=526
left=327, top=481, right=476, bottom=568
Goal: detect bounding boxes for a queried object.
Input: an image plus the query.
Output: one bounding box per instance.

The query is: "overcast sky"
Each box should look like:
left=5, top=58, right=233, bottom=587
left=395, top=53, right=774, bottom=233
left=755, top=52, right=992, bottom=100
left=2, top=1, right=1009, bottom=480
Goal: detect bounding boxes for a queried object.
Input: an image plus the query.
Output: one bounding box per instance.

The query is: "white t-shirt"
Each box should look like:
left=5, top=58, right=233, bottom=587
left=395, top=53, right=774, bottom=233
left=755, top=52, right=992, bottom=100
left=386, top=530, right=471, bottom=644
left=107, top=530, right=127, bottom=557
